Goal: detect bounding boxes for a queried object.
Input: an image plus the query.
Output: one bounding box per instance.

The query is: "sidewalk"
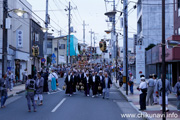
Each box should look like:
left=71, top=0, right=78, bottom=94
left=113, top=80, right=180, bottom=120
left=0, top=84, right=25, bottom=100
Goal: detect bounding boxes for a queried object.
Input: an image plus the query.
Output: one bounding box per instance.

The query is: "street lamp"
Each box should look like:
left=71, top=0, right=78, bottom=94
left=12, top=9, right=27, bottom=17
left=41, top=27, right=49, bottom=33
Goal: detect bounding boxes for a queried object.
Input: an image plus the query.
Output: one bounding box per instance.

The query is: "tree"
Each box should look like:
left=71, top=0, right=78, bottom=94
left=145, top=44, right=156, bottom=51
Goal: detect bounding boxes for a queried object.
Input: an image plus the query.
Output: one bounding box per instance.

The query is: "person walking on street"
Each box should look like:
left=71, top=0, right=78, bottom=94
left=129, top=73, right=134, bottom=94
left=98, top=70, right=104, bottom=96
left=83, top=71, right=92, bottom=97
left=25, top=75, right=36, bottom=112
left=90, top=72, right=99, bottom=98
left=174, top=76, right=180, bottom=111
left=34, top=72, right=44, bottom=106
left=0, top=74, right=8, bottom=108
left=146, top=74, right=155, bottom=106
left=102, top=72, right=112, bottom=99
left=42, top=69, right=49, bottom=93
left=137, top=77, right=147, bottom=111
left=155, top=75, right=172, bottom=111
left=48, top=70, right=58, bottom=92
left=65, top=72, right=73, bottom=96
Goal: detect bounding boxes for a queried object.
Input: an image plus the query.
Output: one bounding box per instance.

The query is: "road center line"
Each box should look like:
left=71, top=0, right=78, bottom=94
left=51, top=98, right=66, bottom=112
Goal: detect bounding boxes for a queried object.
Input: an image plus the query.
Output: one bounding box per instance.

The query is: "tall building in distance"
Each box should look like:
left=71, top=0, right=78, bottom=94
left=137, top=0, right=174, bottom=47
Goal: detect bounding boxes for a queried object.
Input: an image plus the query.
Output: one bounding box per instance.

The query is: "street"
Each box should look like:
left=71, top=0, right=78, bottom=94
left=0, top=78, right=142, bottom=120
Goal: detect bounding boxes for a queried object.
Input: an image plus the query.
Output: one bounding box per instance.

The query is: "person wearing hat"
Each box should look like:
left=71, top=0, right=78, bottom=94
left=83, top=71, right=92, bottom=96
left=137, top=77, right=147, bottom=111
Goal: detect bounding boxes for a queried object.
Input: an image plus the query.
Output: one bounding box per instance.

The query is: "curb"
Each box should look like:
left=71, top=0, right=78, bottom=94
left=0, top=89, right=25, bottom=101
left=113, top=82, right=151, bottom=120
left=16, top=90, right=26, bottom=94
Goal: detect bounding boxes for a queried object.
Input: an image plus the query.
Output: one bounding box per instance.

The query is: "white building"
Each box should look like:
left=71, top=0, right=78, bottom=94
left=137, top=0, right=174, bottom=47
left=0, top=0, right=32, bottom=79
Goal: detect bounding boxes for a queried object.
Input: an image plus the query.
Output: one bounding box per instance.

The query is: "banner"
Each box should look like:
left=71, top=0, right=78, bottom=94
left=136, top=45, right=145, bottom=84
left=17, top=30, right=23, bottom=48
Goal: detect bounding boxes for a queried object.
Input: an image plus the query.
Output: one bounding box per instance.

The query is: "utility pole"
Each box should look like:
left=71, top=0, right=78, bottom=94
left=123, top=0, right=129, bottom=95
left=2, top=0, right=8, bottom=76
left=83, top=21, right=88, bottom=49
left=68, top=1, right=71, bottom=65
left=93, top=33, right=97, bottom=59
left=44, top=0, right=49, bottom=66
left=162, top=0, right=166, bottom=119
left=89, top=29, right=94, bottom=60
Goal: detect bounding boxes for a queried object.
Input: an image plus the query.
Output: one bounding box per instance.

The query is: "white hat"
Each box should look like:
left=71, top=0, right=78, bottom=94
left=141, top=77, right=145, bottom=80
left=99, top=70, right=103, bottom=73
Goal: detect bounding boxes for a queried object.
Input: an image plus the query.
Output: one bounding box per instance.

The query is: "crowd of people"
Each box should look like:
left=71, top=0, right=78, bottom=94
left=1, top=63, right=180, bottom=113
left=137, top=74, right=180, bottom=112
left=63, top=67, right=113, bottom=99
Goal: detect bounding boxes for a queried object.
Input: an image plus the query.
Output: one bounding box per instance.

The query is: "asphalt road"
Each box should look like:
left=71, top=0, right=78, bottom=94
left=0, top=78, right=143, bottom=120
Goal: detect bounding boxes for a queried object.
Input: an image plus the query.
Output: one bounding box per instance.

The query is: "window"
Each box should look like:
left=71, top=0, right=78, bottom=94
left=59, top=44, right=65, bottom=49
left=47, top=41, right=52, bottom=48
left=54, top=48, right=57, bottom=51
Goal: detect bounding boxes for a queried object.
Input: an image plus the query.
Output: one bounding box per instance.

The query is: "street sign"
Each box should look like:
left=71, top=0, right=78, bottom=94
left=52, top=53, right=56, bottom=58
left=41, top=58, right=46, bottom=63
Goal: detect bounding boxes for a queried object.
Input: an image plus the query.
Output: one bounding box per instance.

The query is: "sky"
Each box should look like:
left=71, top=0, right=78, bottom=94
left=26, top=0, right=137, bottom=47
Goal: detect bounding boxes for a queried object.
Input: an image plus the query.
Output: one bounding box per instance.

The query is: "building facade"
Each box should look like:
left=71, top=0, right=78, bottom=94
left=137, top=0, right=174, bottom=79
left=30, top=19, right=44, bottom=74
left=0, top=0, right=32, bottom=80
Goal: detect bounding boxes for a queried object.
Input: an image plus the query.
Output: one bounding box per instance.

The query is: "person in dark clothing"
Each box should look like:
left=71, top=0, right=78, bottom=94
left=42, top=70, right=49, bottom=93
left=64, top=72, right=73, bottom=96
left=0, top=74, right=8, bottom=108
left=137, top=77, right=147, bottom=111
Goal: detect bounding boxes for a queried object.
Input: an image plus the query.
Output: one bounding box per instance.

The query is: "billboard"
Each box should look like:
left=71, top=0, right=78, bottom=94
left=136, top=45, right=145, bottom=84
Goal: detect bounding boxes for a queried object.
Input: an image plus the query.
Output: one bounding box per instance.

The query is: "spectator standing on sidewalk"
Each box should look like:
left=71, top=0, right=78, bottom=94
left=156, top=75, right=172, bottom=111
left=174, top=76, right=180, bottom=111
left=129, top=73, right=134, bottom=94
left=0, top=74, right=8, bottom=108
left=25, top=75, right=36, bottom=112
left=146, top=74, right=155, bottom=106
left=7, top=71, right=14, bottom=91
left=22, top=69, right=28, bottom=84
left=153, top=74, right=158, bottom=104
left=118, top=71, right=123, bottom=87
left=137, top=77, right=147, bottom=111
left=34, top=72, right=44, bottom=106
